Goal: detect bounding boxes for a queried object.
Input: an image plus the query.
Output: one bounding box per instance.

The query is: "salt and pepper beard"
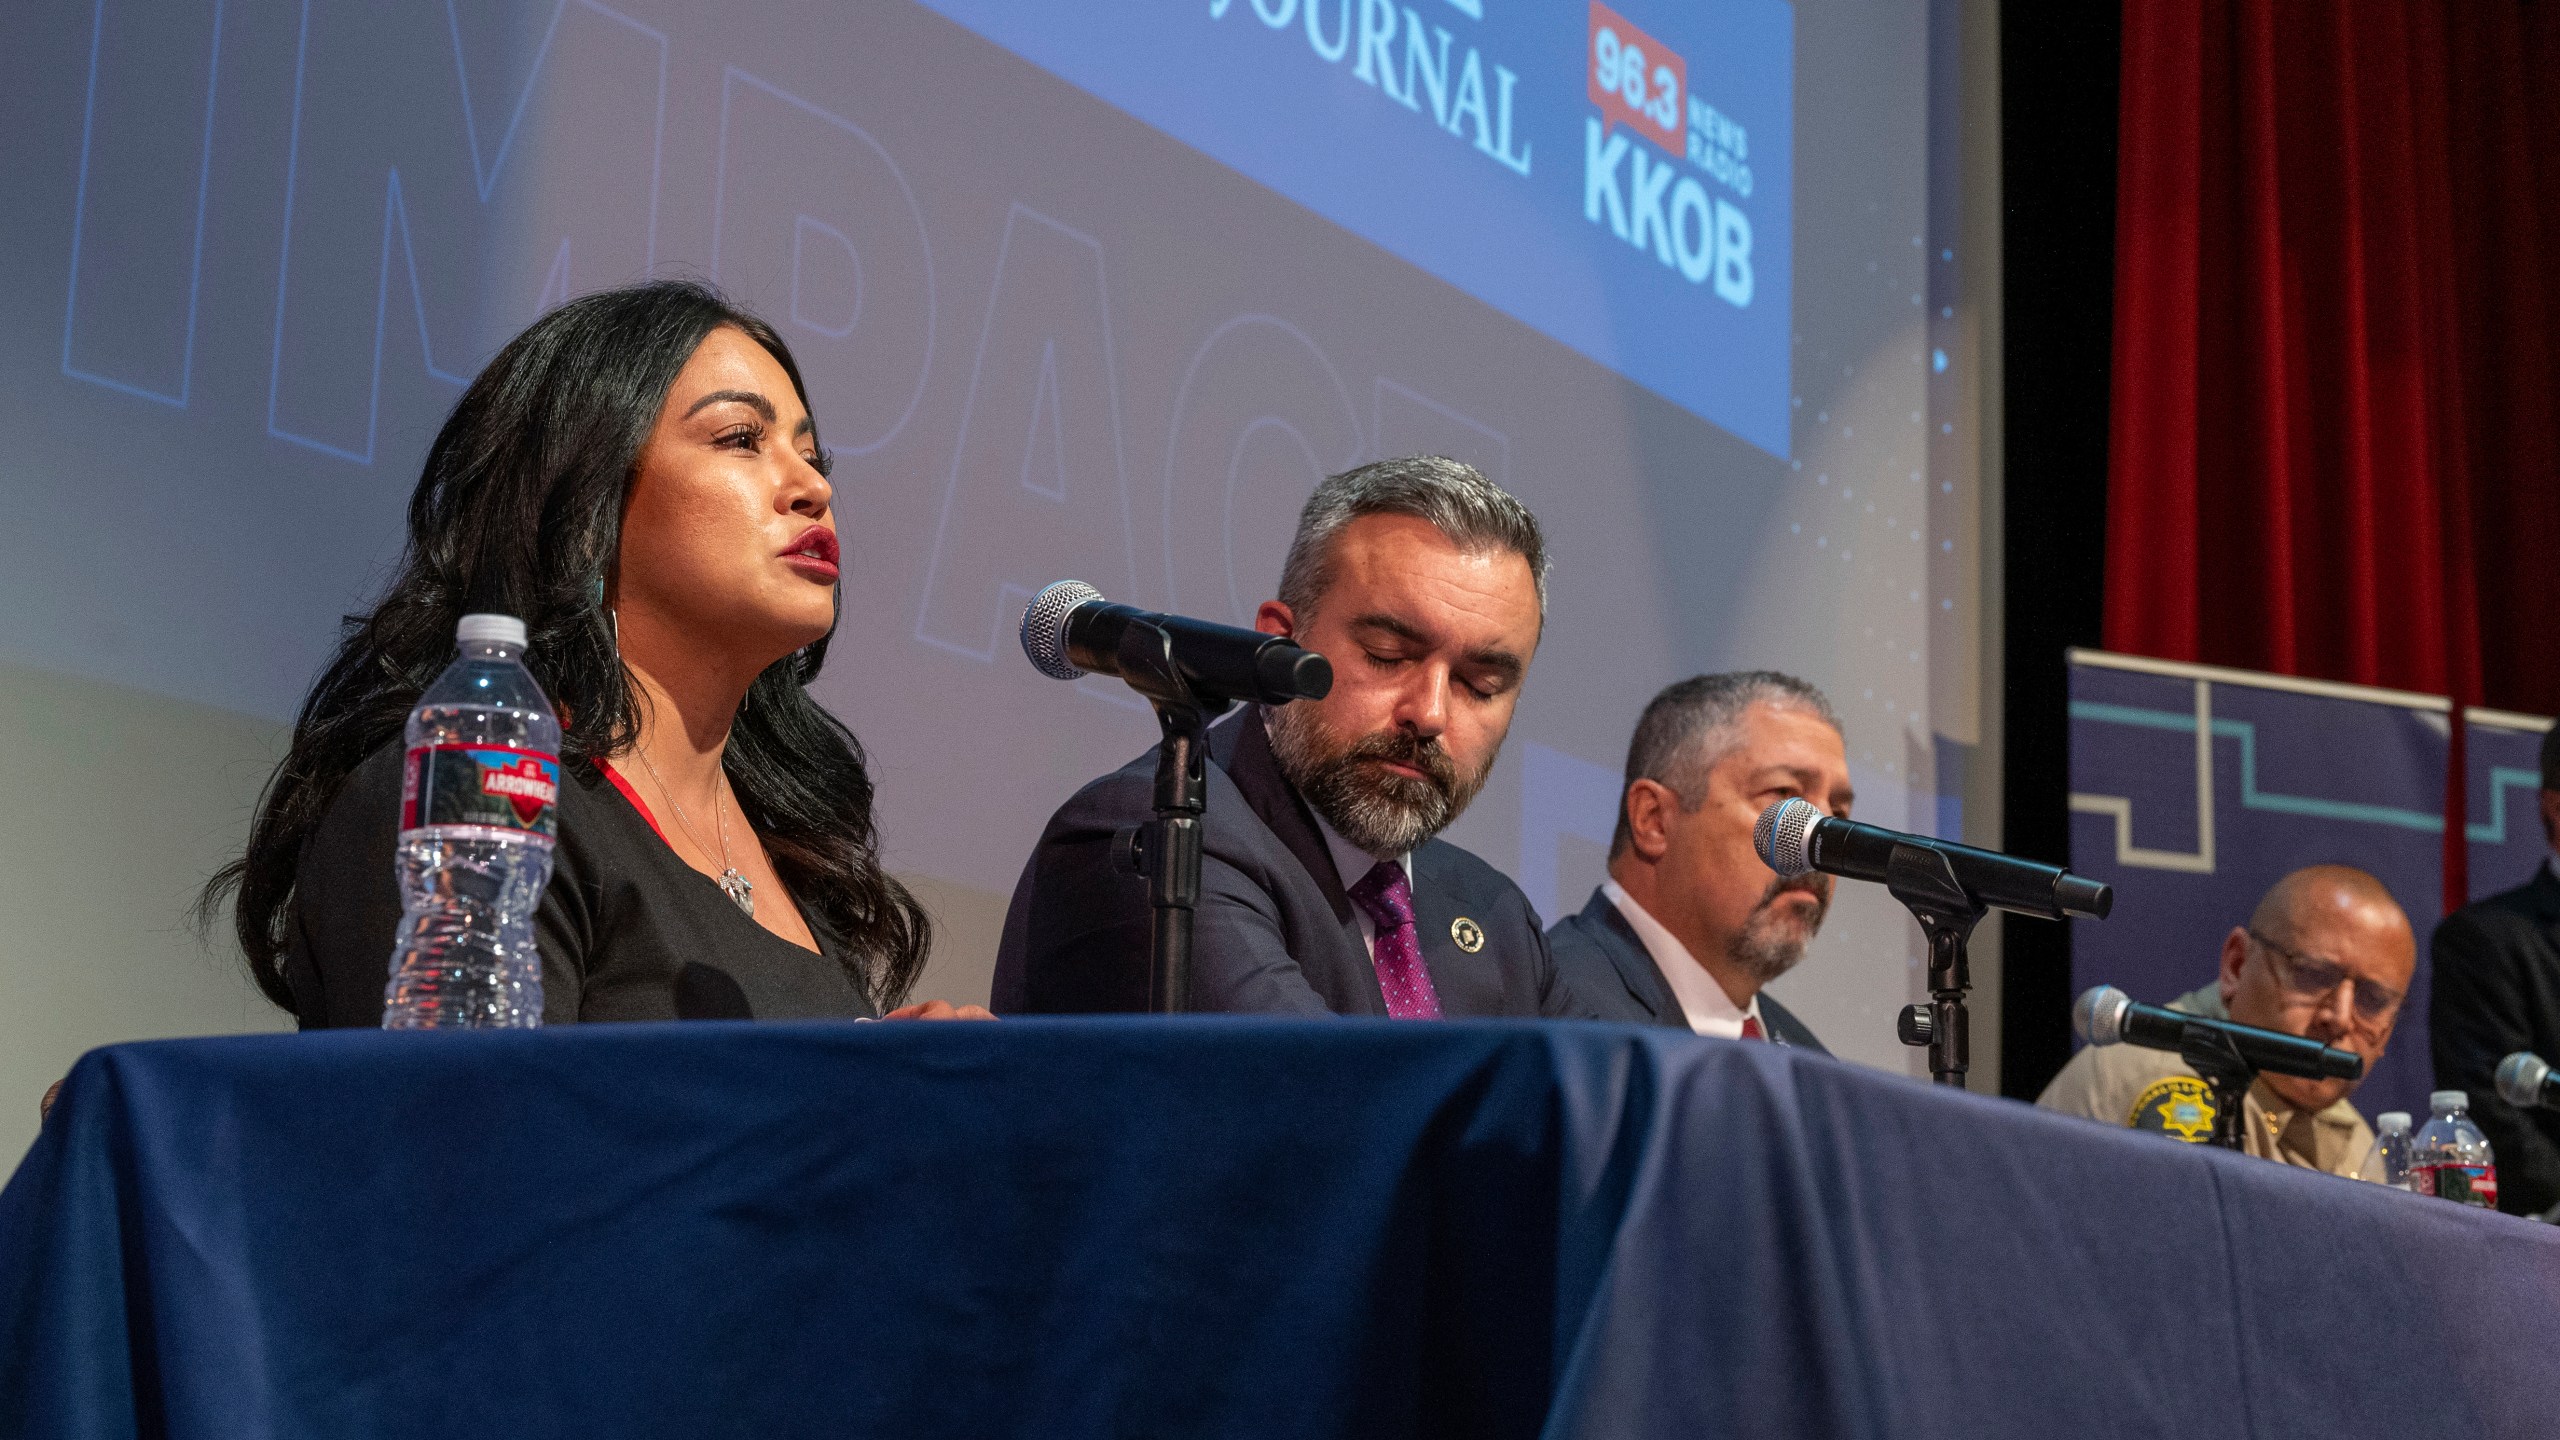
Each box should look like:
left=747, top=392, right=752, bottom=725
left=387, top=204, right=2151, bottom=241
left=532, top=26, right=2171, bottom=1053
left=1264, top=701, right=1497, bottom=858
left=1727, top=872, right=1835, bottom=985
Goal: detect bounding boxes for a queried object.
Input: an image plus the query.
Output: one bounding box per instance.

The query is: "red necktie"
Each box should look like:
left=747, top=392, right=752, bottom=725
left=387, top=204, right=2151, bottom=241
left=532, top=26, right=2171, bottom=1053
left=1348, top=861, right=1443, bottom=1019
left=1741, top=1015, right=1766, bottom=1041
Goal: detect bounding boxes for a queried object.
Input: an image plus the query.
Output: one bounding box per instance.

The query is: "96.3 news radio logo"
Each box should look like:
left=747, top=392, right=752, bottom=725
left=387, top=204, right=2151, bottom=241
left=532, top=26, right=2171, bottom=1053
left=1581, top=1, right=1756, bottom=307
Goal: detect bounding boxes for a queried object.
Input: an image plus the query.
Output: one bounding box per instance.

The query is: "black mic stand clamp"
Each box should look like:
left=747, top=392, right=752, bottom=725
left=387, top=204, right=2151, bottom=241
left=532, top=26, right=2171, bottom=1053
left=1884, top=844, right=1988, bottom=1088
left=1098, top=619, right=1228, bottom=1015
left=2176, top=1025, right=2258, bottom=1151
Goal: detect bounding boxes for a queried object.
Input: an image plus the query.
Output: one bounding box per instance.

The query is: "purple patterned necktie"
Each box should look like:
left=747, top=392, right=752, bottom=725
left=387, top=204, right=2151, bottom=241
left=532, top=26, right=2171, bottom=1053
left=1349, top=860, right=1443, bottom=1019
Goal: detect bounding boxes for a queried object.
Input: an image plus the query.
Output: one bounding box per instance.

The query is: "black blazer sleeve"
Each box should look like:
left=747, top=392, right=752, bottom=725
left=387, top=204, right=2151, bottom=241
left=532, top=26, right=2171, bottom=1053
left=2431, top=907, right=2560, bottom=1215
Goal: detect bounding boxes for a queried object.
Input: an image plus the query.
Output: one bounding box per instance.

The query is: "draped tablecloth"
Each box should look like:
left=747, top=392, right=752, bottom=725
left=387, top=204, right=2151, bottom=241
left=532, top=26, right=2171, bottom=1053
left=4, top=1019, right=2553, bottom=1438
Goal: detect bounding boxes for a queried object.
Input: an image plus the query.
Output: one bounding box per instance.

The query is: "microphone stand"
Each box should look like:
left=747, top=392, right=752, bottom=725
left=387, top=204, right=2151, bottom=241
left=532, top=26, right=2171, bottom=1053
left=2176, top=1025, right=2257, bottom=1151
left=1884, top=844, right=1987, bottom=1088
left=1100, top=618, right=1228, bottom=1014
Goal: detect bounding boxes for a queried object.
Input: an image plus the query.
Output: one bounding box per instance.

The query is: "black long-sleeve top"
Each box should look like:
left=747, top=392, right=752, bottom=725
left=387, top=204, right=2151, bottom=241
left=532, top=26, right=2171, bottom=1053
left=282, top=742, right=877, bottom=1026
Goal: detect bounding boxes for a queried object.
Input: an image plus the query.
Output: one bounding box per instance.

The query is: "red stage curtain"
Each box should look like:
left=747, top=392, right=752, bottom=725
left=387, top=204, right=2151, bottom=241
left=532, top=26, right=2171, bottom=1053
left=2105, top=1, right=2560, bottom=905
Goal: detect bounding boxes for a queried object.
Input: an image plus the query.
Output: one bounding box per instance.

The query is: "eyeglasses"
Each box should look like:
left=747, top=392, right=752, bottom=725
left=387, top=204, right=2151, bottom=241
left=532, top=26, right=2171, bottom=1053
left=2245, top=928, right=2402, bottom=1027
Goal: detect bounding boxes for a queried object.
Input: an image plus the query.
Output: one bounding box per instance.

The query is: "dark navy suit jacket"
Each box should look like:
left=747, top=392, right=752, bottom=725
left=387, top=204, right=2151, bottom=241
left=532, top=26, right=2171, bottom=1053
left=994, top=708, right=1593, bottom=1018
left=1546, top=886, right=1828, bottom=1052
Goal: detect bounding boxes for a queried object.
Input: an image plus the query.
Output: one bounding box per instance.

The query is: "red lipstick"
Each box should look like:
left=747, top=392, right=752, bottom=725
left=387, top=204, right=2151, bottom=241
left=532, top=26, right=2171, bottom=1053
left=780, top=525, right=840, bottom=581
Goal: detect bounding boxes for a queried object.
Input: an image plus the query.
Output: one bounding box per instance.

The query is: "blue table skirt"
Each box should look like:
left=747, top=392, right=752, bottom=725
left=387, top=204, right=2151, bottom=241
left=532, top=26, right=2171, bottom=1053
left=4, top=1020, right=2555, bottom=1439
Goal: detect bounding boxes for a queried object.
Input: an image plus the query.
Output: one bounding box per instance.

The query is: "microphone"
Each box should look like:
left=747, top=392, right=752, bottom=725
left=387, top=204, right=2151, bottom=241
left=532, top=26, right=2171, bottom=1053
left=2496, top=1052, right=2560, bottom=1111
left=1019, top=581, right=1332, bottom=706
left=2074, top=984, right=2364, bottom=1082
left=1753, top=797, right=2112, bottom=920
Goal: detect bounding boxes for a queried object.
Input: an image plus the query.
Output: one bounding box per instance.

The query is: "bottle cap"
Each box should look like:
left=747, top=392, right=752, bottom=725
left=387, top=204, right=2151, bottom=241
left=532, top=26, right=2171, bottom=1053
left=457, top=613, right=528, bottom=649
left=2378, top=1111, right=2412, bottom=1133
left=2431, top=1089, right=2468, bottom=1113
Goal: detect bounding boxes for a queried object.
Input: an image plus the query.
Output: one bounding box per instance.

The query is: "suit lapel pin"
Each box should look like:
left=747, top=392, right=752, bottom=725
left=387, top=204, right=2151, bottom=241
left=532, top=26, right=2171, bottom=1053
left=1451, top=917, right=1485, bottom=953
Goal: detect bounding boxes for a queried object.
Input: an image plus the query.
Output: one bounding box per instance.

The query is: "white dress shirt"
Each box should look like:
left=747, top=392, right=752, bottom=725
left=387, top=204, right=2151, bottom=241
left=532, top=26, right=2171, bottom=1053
left=1315, top=815, right=1412, bottom=962
left=1601, top=879, right=1765, bottom=1039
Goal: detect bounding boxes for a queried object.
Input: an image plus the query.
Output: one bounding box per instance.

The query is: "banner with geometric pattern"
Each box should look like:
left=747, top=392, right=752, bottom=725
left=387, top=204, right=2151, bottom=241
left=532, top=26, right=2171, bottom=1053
left=2464, top=707, right=2555, bottom=905
left=2068, top=651, right=2453, bottom=1123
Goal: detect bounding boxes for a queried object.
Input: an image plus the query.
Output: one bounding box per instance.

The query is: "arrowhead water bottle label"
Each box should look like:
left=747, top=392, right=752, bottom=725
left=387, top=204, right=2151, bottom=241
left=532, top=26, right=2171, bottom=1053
left=2412, top=1161, right=2498, bottom=1208
left=401, top=745, right=560, bottom=838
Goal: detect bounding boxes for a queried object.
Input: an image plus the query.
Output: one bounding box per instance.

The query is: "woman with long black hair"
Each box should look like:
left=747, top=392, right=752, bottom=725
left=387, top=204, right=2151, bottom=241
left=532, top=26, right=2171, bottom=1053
left=207, top=280, right=987, bottom=1024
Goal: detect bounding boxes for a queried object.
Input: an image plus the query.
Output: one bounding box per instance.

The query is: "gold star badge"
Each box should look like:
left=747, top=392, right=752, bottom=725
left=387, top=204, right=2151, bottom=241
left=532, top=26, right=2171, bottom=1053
left=2127, top=1076, right=2218, bottom=1144
left=1451, top=917, right=1486, bottom=953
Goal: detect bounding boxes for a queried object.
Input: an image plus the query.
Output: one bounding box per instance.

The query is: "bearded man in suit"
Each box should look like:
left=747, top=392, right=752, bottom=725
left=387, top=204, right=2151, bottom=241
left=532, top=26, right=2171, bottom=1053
left=995, top=456, right=1592, bottom=1019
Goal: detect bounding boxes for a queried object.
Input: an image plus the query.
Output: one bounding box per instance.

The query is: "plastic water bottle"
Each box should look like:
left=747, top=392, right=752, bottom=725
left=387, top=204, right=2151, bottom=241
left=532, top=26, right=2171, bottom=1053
left=382, top=614, right=561, bottom=1028
left=2409, top=1090, right=2498, bottom=1209
left=2357, top=1111, right=2414, bottom=1190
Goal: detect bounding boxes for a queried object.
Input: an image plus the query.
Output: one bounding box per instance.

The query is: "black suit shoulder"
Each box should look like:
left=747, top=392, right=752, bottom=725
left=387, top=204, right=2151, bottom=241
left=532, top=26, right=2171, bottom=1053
left=2432, top=875, right=2560, bottom=1025
left=2431, top=870, right=2560, bottom=1214
left=1540, top=885, right=1828, bottom=1052
left=2438, top=881, right=2554, bottom=950
left=1545, top=899, right=1667, bottom=1026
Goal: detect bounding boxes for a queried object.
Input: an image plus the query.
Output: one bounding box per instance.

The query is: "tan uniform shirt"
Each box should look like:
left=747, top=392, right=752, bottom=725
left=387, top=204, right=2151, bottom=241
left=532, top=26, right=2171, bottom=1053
left=2036, top=984, right=2375, bottom=1177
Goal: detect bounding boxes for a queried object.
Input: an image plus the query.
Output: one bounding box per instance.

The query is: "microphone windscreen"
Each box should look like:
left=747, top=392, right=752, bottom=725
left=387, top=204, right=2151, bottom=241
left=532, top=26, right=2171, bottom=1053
left=1257, top=643, right=1334, bottom=703
left=1020, top=580, right=1102, bottom=680
left=1754, top=797, right=1819, bottom=876
left=2073, top=985, right=2130, bottom=1046
left=2056, top=873, right=2114, bottom=920
left=2497, top=1051, right=2549, bottom=1108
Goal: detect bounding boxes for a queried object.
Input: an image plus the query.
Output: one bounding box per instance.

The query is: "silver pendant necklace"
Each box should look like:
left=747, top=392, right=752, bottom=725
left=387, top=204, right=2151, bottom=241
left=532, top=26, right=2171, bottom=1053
left=632, top=743, right=755, bottom=918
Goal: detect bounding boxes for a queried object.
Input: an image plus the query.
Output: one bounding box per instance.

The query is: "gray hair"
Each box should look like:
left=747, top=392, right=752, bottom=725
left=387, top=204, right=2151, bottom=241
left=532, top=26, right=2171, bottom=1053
left=1276, top=456, right=1549, bottom=622
left=1609, top=671, right=1843, bottom=858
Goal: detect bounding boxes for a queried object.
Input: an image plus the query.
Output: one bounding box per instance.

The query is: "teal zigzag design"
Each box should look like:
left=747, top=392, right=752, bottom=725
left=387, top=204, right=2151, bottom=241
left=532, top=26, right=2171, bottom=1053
left=2467, top=767, right=2544, bottom=845
left=2070, top=701, right=2446, bottom=834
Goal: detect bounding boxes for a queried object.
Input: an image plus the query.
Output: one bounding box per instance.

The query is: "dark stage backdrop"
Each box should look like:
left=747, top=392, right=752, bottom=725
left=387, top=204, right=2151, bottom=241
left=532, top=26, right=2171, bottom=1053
left=0, top=0, right=1988, bottom=1162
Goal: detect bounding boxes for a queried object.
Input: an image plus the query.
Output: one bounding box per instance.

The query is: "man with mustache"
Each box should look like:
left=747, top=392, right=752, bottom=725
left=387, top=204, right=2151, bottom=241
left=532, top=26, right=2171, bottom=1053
left=2039, top=865, right=2410, bottom=1173
left=994, top=456, right=1593, bottom=1017
left=1546, top=673, right=1848, bottom=1049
